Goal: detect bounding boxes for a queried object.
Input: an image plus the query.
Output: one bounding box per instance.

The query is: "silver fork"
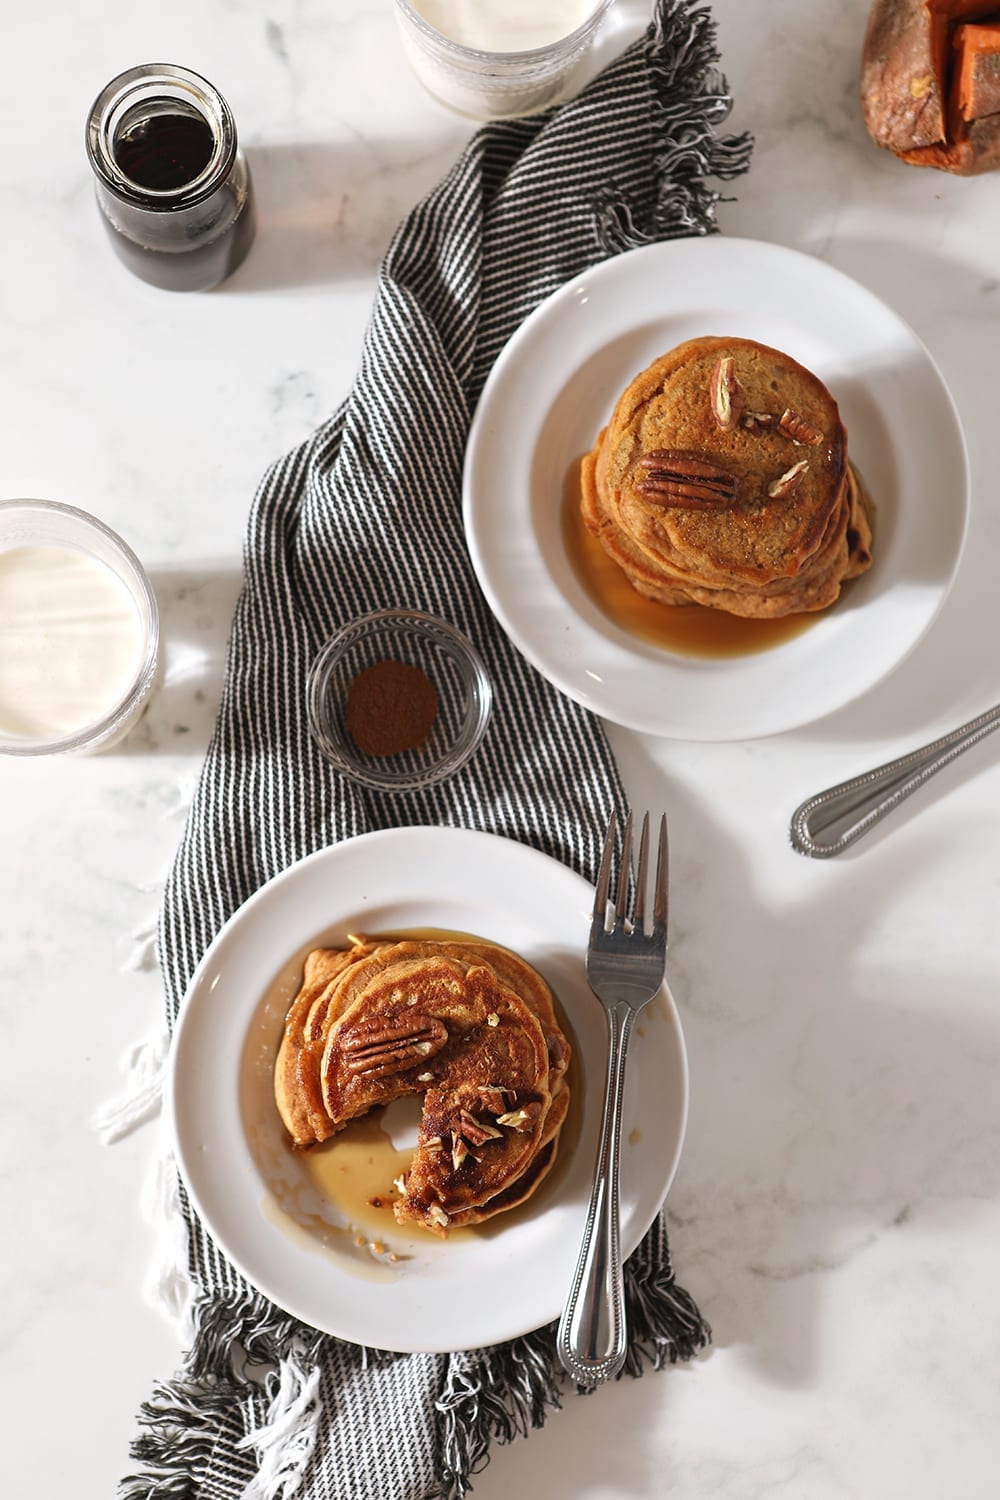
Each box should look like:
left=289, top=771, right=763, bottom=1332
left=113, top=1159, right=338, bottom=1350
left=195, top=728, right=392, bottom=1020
left=556, top=809, right=669, bottom=1387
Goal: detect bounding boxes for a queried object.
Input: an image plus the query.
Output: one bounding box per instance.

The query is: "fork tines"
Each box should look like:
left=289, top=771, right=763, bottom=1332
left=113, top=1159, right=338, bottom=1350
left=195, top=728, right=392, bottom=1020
left=593, top=810, right=668, bottom=938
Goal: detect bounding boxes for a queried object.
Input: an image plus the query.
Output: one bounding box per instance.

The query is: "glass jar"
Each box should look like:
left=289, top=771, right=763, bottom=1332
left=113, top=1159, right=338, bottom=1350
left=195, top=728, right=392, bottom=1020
left=85, top=63, right=255, bottom=292
left=392, top=0, right=615, bottom=119
left=0, top=499, right=159, bottom=756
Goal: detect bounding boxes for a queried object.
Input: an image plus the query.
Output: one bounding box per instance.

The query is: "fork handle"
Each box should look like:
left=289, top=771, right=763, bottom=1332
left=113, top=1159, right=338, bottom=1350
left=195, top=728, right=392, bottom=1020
left=556, top=1001, right=635, bottom=1386
left=789, top=700, right=1000, bottom=858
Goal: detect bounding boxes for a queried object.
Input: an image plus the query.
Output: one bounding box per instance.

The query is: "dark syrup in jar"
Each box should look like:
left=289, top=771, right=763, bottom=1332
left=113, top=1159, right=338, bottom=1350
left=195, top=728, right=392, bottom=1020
left=113, top=109, right=215, bottom=191
left=88, top=66, right=256, bottom=291
left=99, top=188, right=256, bottom=292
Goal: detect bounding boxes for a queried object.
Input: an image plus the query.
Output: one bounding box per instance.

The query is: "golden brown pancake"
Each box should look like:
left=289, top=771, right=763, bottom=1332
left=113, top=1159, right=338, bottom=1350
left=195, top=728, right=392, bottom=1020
left=274, top=936, right=571, bottom=1236
left=582, top=336, right=874, bottom=619
left=273, top=942, right=379, bottom=1148
left=438, top=1080, right=571, bottom=1230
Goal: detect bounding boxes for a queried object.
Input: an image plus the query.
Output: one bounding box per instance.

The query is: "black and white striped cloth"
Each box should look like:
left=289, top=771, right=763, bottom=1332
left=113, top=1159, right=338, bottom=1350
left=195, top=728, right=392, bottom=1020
left=124, top=4, right=751, bottom=1496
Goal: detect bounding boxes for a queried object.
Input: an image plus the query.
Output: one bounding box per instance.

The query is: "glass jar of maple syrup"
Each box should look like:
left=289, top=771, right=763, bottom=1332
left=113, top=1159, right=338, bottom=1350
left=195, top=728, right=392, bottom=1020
left=85, top=63, right=255, bottom=292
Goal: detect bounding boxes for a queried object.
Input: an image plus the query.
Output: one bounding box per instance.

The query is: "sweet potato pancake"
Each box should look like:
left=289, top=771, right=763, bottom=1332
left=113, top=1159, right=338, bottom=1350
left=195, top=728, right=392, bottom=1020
left=275, top=936, right=570, bottom=1236
left=581, top=335, right=873, bottom=619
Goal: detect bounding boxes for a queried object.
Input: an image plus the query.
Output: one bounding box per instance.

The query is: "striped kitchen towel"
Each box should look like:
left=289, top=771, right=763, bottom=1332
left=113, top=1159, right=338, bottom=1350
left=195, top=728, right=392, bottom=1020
left=124, top=3, right=751, bottom=1496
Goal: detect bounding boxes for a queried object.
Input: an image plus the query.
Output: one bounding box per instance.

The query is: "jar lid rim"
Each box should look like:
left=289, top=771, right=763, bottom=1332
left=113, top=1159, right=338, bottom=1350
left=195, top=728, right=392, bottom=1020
left=85, top=62, right=238, bottom=210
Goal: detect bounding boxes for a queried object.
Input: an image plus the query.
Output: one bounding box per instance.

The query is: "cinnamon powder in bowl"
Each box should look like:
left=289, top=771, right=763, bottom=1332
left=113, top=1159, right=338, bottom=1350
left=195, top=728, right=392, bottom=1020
left=344, top=659, right=439, bottom=757
left=307, top=609, right=492, bottom=791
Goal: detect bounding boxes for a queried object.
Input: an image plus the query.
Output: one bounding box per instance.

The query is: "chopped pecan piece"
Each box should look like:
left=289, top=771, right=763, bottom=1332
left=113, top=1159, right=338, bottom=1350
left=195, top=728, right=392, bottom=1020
left=339, top=1014, right=448, bottom=1077
left=477, top=1084, right=514, bottom=1115
left=778, top=408, right=823, bottom=446
left=767, top=459, right=810, bottom=499
left=709, top=355, right=746, bottom=432
left=496, top=1100, right=542, bottom=1132
left=635, top=450, right=739, bottom=511
left=741, top=409, right=775, bottom=431
left=457, top=1109, right=503, bottom=1147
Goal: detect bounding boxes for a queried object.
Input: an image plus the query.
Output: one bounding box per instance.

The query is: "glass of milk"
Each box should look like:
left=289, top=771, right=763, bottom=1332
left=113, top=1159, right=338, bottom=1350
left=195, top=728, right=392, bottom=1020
left=0, top=499, right=159, bottom=756
left=392, top=0, right=615, bottom=119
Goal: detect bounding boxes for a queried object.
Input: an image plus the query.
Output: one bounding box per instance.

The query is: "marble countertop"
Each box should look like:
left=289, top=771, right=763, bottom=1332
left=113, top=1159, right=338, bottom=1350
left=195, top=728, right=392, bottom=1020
left=5, top=0, right=1000, bottom=1495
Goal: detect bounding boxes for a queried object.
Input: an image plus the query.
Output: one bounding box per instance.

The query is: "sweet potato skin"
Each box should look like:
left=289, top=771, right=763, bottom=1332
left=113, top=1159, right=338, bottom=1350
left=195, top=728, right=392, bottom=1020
left=862, top=0, right=950, bottom=152
left=863, top=0, right=1000, bottom=172
left=900, top=108, right=1000, bottom=172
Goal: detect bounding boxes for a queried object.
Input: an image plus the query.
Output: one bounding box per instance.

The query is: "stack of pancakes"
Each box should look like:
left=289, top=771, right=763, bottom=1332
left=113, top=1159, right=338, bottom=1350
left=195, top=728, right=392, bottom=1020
left=274, top=935, right=570, bottom=1236
left=581, top=335, right=873, bottom=618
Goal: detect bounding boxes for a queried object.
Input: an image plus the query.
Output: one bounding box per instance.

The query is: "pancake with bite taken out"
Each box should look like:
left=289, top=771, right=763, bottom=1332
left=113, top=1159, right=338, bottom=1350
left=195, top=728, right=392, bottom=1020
left=274, top=935, right=571, bottom=1236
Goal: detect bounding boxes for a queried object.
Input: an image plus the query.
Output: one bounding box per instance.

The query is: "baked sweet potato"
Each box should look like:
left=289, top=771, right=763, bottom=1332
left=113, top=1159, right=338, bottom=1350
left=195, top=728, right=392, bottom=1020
left=862, top=0, right=1000, bottom=173
left=954, top=21, right=1000, bottom=118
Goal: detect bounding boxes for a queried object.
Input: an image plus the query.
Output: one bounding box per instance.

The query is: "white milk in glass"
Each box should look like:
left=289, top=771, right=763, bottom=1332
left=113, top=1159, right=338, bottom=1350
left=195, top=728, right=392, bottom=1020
left=412, top=0, right=595, bottom=50
left=397, top=0, right=604, bottom=117
left=0, top=545, right=145, bottom=741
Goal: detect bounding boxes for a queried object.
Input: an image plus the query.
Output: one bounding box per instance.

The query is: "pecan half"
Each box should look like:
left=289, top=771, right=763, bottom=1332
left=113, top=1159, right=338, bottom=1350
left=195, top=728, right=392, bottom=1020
left=709, top=356, right=746, bottom=432
left=767, top=459, right=810, bottom=499
left=778, top=408, right=823, bottom=446
left=636, top=450, right=739, bottom=511
left=339, top=1014, right=448, bottom=1077
left=457, top=1109, right=503, bottom=1147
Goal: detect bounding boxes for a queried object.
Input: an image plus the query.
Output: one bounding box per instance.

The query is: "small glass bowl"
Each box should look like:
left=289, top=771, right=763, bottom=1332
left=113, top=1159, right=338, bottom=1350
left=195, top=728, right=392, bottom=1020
left=307, top=609, right=492, bottom=792
left=0, top=498, right=159, bottom=756
left=392, top=0, right=615, bottom=119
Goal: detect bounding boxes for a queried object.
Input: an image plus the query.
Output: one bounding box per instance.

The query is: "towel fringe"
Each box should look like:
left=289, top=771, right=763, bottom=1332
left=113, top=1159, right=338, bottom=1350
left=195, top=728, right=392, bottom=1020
left=432, top=1218, right=711, bottom=1498
left=434, top=1326, right=563, bottom=1499
left=121, top=1373, right=247, bottom=1499
left=236, top=1352, right=323, bottom=1500
left=140, top=1132, right=199, bottom=1339
left=594, top=0, right=753, bottom=254
left=90, top=1028, right=170, bottom=1144
left=621, top=1215, right=712, bottom=1377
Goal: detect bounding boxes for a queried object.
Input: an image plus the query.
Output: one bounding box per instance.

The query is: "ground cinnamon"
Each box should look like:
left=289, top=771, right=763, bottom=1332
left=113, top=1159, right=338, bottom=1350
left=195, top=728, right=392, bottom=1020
left=344, top=659, right=438, bottom=757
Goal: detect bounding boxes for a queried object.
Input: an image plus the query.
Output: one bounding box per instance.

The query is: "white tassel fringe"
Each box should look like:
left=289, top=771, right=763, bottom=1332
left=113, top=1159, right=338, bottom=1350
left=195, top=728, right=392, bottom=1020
left=141, top=1120, right=198, bottom=1339
left=90, top=1027, right=170, bottom=1144
left=237, top=1353, right=323, bottom=1499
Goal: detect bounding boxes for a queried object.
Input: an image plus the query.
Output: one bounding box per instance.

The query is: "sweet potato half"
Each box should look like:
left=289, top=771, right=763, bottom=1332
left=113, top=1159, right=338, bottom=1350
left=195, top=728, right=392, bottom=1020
left=862, top=0, right=1000, bottom=172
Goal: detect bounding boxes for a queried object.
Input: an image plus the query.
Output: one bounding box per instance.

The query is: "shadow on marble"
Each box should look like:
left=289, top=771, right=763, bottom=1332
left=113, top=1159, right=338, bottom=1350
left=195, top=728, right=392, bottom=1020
left=609, top=732, right=1000, bottom=1399
left=229, top=139, right=464, bottom=293
left=111, top=564, right=244, bottom=757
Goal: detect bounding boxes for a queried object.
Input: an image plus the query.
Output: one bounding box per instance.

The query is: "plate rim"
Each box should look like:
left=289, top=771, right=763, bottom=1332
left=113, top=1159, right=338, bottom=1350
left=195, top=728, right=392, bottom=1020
left=463, top=236, right=970, bottom=741
left=166, top=824, right=689, bottom=1352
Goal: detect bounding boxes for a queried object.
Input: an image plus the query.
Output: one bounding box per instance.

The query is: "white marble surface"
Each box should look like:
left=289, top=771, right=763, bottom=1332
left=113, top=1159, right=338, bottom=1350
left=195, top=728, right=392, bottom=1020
left=4, top=0, right=1000, bottom=1495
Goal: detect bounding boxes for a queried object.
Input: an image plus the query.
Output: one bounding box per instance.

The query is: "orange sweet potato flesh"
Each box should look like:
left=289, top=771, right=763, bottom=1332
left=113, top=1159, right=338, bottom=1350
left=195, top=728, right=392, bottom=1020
left=954, top=22, right=1000, bottom=118
left=862, top=0, right=1000, bottom=171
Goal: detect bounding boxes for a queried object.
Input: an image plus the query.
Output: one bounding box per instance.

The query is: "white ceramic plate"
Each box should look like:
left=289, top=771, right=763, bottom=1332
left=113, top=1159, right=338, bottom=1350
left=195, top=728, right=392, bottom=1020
left=167, top=826, right=688, bottom=1353
left=463, top=237, right=969, bottom=740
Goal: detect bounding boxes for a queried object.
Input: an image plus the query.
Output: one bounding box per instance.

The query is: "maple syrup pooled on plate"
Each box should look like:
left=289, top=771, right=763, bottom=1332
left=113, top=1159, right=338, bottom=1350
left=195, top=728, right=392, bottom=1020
left=86, top=63, right=255, bottom=292
left=562, top=458, right=834, bottom=657
left=242, top=927, right=576, bottom=1268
